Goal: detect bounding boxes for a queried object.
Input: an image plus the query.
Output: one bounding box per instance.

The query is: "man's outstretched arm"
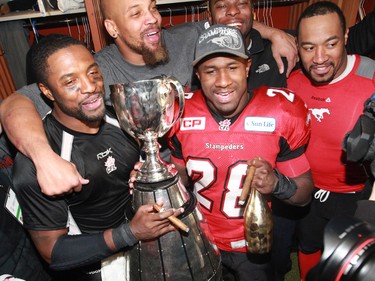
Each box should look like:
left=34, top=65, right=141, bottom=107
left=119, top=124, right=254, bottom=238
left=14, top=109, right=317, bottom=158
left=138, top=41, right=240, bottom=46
left=0, top=92, right=88, bottom=195
left=253, top=20, right=298, bottom=77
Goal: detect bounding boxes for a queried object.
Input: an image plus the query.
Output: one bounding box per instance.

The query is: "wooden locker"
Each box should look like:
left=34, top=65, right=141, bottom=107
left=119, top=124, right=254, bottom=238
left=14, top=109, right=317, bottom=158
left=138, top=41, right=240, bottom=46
left=0, top=47, right=16, bottom=100
left=288, top=0, right=362, bottom=29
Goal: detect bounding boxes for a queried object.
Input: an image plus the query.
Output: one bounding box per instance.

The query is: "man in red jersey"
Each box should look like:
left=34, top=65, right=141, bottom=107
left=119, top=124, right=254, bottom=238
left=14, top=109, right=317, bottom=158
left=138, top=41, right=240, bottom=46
left=167, top=24, right=314, bottom=281
left=287, top=2, right=375, bottom=280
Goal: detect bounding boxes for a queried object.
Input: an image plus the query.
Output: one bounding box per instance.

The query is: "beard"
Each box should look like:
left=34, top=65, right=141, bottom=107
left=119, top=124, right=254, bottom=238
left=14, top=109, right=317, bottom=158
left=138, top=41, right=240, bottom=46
left=56, top=97, right=106, bottom=124
left=127, top=38, right=169, bottom=66
left=142, top=44, right=169, bottom=66
left=306, top=62, right=336, bottom=85
left=308, top=69, right=335, bottom=85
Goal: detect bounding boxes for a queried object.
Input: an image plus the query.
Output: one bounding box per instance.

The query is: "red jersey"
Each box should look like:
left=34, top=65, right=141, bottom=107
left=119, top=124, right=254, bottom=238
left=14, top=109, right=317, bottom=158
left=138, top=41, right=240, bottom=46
left=168, top=86, right=311, bottom=252
left=288, top=55, right=375, bottom=193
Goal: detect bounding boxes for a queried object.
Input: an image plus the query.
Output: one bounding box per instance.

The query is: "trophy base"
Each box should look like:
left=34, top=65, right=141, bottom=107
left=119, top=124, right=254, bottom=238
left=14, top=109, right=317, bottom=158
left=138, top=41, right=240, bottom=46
left=130, top=175, right=222, bottom=281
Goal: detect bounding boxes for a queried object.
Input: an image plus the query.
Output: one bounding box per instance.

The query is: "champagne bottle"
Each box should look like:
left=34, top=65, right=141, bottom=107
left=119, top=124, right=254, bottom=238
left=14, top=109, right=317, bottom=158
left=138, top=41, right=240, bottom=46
left=242, top=165, right=273, bottom=254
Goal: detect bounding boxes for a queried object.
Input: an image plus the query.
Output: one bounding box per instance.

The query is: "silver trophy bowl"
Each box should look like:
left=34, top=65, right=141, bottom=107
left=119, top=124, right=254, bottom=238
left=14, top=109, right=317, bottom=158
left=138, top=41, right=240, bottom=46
left=110, top=75, right=184, bottom=183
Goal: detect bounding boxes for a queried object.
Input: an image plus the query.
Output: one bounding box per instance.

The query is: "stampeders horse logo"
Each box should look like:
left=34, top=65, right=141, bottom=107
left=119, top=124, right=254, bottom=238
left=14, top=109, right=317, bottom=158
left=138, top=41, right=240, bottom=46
left=209, top=29, right=242, bottom=50
left=309, top=108, right=330, bottom=122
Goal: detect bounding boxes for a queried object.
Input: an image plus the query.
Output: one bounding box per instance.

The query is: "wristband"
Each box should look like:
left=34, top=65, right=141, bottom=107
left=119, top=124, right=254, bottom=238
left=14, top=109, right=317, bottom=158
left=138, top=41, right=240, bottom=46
left=272, top=168, right=297, bottom=200
left=112, top=223, right=138, bottom=250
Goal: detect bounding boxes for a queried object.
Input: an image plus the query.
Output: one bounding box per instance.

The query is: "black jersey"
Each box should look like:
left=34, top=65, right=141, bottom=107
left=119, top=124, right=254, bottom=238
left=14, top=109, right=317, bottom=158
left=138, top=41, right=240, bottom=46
left=0, top=135, right=52, bottom=280
left=248, top=28, right=288, bottom=91
left=13, top=108, right=140, bottom=234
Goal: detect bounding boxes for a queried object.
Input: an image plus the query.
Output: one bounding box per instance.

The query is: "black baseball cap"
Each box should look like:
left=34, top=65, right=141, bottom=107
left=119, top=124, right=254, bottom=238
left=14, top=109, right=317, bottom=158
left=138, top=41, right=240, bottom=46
left=192, top=24, right=249, bottom=67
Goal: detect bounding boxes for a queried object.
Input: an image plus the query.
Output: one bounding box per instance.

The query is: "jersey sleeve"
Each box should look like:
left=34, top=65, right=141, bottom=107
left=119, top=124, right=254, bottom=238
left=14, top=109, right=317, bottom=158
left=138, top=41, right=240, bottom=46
left=12, top=153, right=69, bottom=231
left=276, top=87, right=311, bottom=151
left=261, top=87, right=311, bottom=177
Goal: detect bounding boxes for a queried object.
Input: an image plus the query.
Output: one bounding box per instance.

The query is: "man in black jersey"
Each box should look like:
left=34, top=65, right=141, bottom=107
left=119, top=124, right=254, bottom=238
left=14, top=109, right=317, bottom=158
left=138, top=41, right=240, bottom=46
left=12, top=34, right=183, bottom=280
left=0, top=131, right=53, bottom=281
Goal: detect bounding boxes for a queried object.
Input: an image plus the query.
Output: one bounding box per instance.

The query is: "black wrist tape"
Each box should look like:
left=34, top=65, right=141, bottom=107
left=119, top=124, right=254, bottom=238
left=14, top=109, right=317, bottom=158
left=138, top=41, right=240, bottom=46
left=273, top=168, right=297, bottom=200
left=112, top=223, right=138, bottom=250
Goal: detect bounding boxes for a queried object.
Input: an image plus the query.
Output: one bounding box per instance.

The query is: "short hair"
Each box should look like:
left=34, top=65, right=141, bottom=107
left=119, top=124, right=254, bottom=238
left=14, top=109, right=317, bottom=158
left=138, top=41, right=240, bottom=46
left=208, top=0, right=215, bottom=12
left=208, top=0, right=254, bottom=13
left=296, top=1, right=346, bottom=38
left=31, top=34, right=84, bottom=86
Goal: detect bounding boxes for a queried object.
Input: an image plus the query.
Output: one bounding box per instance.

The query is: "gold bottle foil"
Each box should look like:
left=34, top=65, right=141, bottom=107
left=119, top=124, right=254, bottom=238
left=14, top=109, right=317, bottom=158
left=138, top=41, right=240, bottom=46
left=244, top=186, right=273, bottom=254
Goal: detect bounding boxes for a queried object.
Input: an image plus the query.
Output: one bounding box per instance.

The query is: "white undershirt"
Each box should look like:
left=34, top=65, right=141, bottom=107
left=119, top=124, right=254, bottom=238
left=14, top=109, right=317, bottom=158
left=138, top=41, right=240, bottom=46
left=330, top=54, right=355, bottom=84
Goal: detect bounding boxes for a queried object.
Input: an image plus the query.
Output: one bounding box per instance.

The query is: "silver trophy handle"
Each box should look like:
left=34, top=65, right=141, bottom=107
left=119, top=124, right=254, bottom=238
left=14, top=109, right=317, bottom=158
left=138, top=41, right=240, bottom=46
left=163, top=75, right=185, bottom=129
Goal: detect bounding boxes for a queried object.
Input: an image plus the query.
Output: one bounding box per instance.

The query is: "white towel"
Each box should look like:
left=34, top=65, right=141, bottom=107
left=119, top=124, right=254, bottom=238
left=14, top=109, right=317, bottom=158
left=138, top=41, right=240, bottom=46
left=57, top=0, right=84, bottom=12
left=101, top=252, right=129, bottom=281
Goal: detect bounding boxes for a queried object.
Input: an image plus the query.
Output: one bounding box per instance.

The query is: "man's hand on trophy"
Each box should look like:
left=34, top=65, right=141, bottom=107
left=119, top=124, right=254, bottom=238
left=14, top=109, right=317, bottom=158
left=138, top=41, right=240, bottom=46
left=128, top=161, right=176, bottom=194
left=128, top=161, right=143, bottom=194
left=130, top=203, right=185, bottom=240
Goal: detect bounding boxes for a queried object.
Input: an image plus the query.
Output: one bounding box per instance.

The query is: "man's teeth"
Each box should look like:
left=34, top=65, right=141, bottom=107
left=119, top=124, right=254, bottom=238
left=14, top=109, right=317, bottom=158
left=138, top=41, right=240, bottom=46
left=227, top=23, right=241, bottom=27
left=86, top=98, right=98, bottom=104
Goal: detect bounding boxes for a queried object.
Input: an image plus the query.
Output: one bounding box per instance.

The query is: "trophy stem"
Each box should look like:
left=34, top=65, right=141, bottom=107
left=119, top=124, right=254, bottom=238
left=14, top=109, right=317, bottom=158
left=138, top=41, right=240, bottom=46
left=136, top=132, right=176, bottom=183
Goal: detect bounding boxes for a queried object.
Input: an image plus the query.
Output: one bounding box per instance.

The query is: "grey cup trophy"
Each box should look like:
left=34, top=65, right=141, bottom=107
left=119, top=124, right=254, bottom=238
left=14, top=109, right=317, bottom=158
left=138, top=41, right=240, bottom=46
left=109, top=76, right=221, bottom=281
left=110, top=75, right=183, bottom=183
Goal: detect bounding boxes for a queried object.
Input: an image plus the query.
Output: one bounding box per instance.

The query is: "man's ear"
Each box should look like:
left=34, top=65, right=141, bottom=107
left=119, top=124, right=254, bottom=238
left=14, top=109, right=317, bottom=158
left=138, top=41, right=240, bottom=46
left=246, top=58, right=252, bottom=76
left=207, top=10, right=213, bottom=25
left=344, top=28, right=349, bottom=46
left=195, top=69, right=201, bottom=80
left=39, top=83, right=54, bottom=102
left=104, top=19, right=118, bottom=39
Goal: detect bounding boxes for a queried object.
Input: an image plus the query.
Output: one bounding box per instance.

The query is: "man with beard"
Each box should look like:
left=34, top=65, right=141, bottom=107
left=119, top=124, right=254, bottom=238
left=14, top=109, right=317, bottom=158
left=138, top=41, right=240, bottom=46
left=0, top=0, right=300, bottom=198
left=12, top=34, right=183, bottom=280
left=287, top=2, right=375, bottom=280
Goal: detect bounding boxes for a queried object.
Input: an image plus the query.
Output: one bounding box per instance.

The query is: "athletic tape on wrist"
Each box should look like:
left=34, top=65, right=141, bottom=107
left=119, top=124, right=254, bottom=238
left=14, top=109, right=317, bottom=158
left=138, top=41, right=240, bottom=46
left=273, top=168, right=297, bottom=200
left=112, top=223, right=138, bottom=250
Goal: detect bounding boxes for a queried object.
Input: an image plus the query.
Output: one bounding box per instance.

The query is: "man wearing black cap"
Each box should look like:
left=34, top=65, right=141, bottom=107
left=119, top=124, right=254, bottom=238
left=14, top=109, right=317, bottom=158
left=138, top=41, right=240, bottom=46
left=167, top=24, right=314, bottom=281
